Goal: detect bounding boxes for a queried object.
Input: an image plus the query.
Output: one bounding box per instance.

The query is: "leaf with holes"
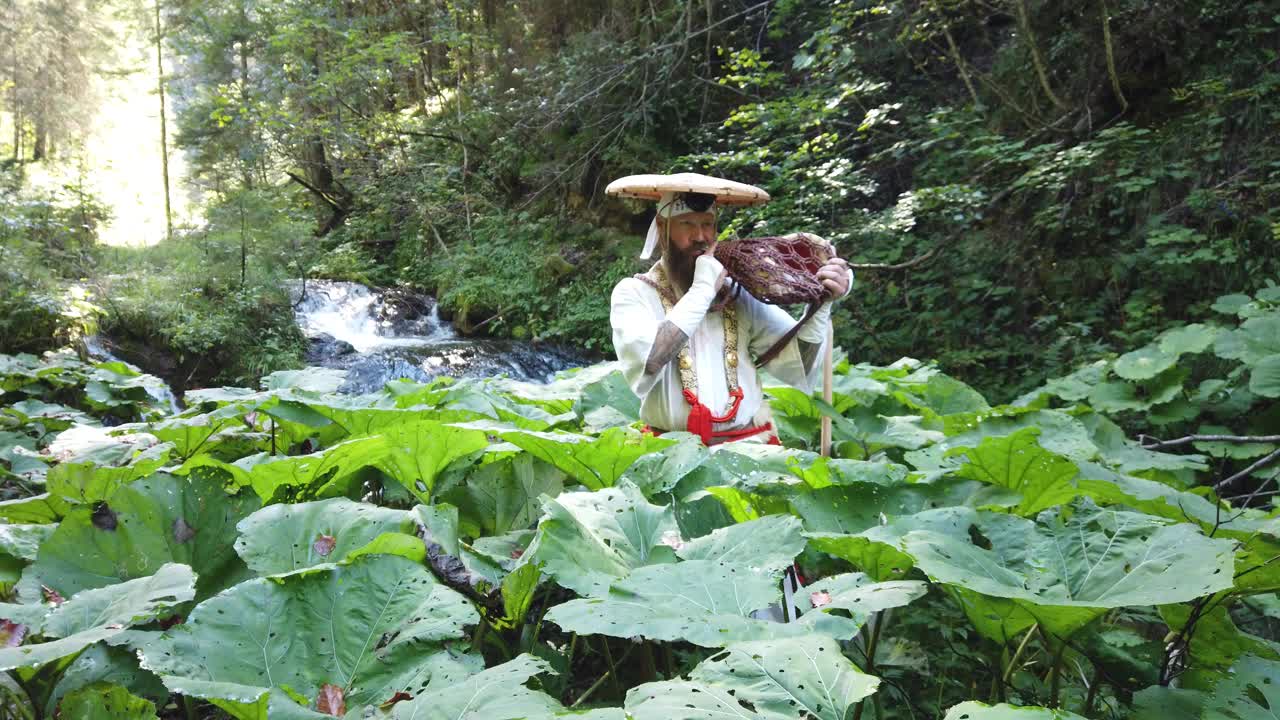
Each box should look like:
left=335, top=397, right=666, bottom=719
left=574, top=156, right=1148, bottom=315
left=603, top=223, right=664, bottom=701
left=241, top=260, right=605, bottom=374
left=625, top=634, right=879, bottom=719
left=525, top=482, right=679, bottom=597
left=18, top=474, right=260, bottom=603
left=376, top=420, right=490, bottom=503
left=0, top=564, right=195, bottom=671
left=501, top=427, right=675, bottom=490
left=138, top=554, right=481, bottom=718
left=384, top=654, right=562, bottom=719
left=675, top=514, right=805, bottom=574
left=60, top=683, right=160, bottom=720
left=942, top=701, right=1089, bottom=719
left=1199, top=654, right=1280, bottom=719
left=440, top=454, right=564, bottom=538
left=545, top=560, right=859, bottom=647
left=181, top=436, right=388, bottom=502
left=234, top=498, right=417, bottom=576
left=948, top=428, right=1083, bottom=515
left=902, top=500, right=1236, bottom=640
left=793, top=572, right=928, bottom=626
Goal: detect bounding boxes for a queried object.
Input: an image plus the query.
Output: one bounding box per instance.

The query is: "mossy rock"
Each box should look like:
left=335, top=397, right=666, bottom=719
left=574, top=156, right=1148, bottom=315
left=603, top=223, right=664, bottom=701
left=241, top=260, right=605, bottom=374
left=541, top=253, right=575, bottom=281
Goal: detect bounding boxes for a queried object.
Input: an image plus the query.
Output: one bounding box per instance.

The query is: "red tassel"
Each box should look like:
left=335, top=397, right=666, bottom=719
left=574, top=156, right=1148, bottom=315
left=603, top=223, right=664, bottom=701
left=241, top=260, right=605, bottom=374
left=683, top=388, right=746, bottom=445
left=682, top=389, right=714, bottom=445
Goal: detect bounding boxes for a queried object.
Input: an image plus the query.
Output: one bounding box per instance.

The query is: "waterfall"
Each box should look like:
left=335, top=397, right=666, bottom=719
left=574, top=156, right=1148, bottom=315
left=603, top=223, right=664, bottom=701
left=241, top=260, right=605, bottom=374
left=288, top=279, right=586, bottom=393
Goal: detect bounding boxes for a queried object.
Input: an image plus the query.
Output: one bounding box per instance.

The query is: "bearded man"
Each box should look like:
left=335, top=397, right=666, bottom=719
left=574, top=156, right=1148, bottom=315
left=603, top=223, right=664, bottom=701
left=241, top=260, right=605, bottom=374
left=608, top=173, right=852, bottom=447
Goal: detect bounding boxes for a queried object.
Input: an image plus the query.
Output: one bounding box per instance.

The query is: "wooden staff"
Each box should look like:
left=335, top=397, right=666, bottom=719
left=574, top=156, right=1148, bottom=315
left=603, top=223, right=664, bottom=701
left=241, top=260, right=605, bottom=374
left=821, top=323, right=834, bottom=457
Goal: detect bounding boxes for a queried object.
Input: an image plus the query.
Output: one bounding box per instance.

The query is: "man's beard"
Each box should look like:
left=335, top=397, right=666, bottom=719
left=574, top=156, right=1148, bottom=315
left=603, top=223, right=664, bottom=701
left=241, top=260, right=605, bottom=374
left=661, top=241, right=711, bottom=296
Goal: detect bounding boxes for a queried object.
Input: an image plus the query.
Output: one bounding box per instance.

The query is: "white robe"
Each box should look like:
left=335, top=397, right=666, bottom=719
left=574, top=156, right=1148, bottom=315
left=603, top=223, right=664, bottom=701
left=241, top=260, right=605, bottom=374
left=610, top=277, right=826, bottom=439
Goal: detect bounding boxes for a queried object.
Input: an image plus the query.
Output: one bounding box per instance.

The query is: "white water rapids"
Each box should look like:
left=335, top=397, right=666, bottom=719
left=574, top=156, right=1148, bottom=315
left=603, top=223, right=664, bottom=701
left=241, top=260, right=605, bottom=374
left=288, top=280, right=586, bottom=392
left=289, top=280, right=455, bottom=353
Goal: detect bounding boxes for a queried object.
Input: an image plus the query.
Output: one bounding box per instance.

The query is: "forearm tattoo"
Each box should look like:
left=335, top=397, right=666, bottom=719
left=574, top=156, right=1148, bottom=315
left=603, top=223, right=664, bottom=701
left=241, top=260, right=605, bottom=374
left=799, top=339, right=823, bottom=375
left=644, top=321, right=691, bottom=376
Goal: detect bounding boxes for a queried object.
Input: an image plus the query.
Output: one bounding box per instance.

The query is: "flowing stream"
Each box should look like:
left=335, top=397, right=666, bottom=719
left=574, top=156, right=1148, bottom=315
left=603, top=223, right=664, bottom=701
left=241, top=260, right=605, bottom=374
left=289, top=280, right=587, bottom=393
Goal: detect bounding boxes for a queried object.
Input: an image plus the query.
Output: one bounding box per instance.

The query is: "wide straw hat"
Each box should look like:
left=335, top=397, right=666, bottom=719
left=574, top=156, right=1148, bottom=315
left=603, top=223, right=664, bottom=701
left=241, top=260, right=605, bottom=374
left=605, top=172, right=770, bottom=207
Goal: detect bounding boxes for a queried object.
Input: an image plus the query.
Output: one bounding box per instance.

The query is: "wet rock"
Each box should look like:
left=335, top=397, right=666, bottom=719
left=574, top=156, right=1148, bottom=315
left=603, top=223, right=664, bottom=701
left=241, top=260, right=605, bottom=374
left=306, top=333, right=356, bottom=363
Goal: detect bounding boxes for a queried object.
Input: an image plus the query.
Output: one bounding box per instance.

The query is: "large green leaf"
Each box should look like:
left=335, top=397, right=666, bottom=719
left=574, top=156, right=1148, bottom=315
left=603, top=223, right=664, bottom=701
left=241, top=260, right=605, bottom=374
left=1201, top=654, right=1280, bottom=719
left=1160, top=324, right=1221, bottom=356
left=234, top=498, right=418, bottom=575
left=0, top=564, right=195, bottom=671
left=795, top=572, right=928, bottom=624
left=59, top=683, right=159, bottom=720
left=942, top=701, right=1089, bottom=719
left=903, top=502, right=1236, bottom=639
left=385, top=654, right=561, bottom=719
left=181, top=437, right=388, bottom=502
left=43, top=563, right=195, bottom=638
left=139, top=410, right=242, bottom=460
left=1214, top=315, right=1280, bottom=364
left=139, top=554, right=481, bottom=718
left=790, top=479, right=1007, bottom=534
left=46, top=643, right=167, bottom=718
left=1131, top=686, right=1208, bottom=720
left=375, top=420, right=490, bottom=503
left=808, top=507, right=978, bottom=581
left=441, top=453, right=564, bottom=537
left=0, top=523, right=52, bottom=562
left=617, top=435, right=709, bottom=495
left=1249, top=354, right=1280, bottom=398
left=545, top=559, right=859, bottom=647
left=527, top=483, right=679, bottom=596
left=949, top=428, right=1083, bottom=515
left=1114, top=346, right=1179, bottom=380
left=1158, top=604, right=1280, bottom=689
left=675, top=514, right=805, bottom=574
left=44, top=442, right=172, bottom=506
left=502, top=427, right=675, bottom=490
left=625, top=635, right=879, bottom=719
left=19, top=474, right=261, bottom=602
left=0, top=493, right=68, bottom=524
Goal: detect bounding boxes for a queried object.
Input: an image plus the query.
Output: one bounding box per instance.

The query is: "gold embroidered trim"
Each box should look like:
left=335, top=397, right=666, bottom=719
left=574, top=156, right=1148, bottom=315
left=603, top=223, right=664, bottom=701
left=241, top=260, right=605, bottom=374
left=635, top=263, right=740, bottom=394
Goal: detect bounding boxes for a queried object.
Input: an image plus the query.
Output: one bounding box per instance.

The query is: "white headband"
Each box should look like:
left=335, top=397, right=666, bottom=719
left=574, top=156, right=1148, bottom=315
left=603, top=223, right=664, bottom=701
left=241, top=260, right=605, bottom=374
left=640, top=192, right=718, bottom=259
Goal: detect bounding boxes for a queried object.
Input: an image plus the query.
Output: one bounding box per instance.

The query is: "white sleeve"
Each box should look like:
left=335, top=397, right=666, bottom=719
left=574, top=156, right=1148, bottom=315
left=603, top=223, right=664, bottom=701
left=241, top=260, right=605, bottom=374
left=744, top=293, right=823, bottom=394
left=797, top=267, right=853, bottom=344
left=610, top=260, right=723, bottom=400
left=611, top=279, right=666, bottom=399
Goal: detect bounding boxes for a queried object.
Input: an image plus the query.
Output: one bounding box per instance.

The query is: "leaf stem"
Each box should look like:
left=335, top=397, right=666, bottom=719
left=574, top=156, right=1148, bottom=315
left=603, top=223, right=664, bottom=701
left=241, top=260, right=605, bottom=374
left=1083, top=666, right=1102, bottom=716
left=572, top=644, right=635, bottom=708
left=601, top=637, right=624, bottom=699
left=1002, top=623, right=1039, bottom=685
left=1048, top=641, right=1066, bottom=708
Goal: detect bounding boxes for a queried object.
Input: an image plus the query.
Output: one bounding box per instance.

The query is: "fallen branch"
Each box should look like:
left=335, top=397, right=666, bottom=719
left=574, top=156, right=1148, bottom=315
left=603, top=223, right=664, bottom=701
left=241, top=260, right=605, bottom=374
left=1138, top=433, right=1280, bottom=450
left=848, top=249, right=939, bottom=272
left=1215, top=447, right=1280, bottom=493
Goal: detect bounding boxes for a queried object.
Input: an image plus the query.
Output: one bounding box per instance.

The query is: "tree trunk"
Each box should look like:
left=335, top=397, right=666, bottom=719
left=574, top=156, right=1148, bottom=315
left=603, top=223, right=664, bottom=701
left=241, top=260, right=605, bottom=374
left=31, top=111, right=44, bottom=161
left=155, top=0, right=173, bottom=240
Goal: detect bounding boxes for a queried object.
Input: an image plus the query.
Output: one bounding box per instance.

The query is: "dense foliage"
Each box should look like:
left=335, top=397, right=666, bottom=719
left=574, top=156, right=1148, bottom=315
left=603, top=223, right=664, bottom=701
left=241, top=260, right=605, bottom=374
left=3, top=0, right=1277, bottom=398
left=0, top=280, right=1278, bottom=718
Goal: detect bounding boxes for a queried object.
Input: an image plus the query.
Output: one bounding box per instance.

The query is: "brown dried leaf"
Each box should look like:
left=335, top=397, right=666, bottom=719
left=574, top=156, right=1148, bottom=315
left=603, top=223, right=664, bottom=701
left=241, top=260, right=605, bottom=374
left=316, top=683, right=346, bottom=716
left=378, top=691, right=413, bottom=711
left=41, top=585, right=65, bottom=606
left=313, top=534, right=337, bottom=557
left=0, top=620, right=27, bottom=647
left=173, top=517, right=197, bottom=543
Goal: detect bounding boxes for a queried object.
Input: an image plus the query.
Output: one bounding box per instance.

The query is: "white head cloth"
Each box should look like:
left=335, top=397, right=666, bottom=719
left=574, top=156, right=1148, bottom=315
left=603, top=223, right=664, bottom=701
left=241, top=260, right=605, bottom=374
left=640, top=192, right=717, bottom=259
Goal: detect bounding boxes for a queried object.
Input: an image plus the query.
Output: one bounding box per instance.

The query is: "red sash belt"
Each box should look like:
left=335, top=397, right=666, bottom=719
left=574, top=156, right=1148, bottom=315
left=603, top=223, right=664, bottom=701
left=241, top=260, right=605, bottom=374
left=643, top=387, right=780, bottom=446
